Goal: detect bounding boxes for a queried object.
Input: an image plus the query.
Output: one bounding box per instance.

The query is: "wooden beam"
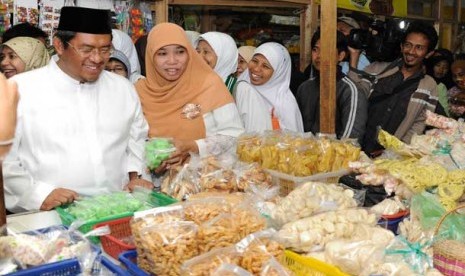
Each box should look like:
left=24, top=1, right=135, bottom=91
left=270, top=0, right=310, bottom=4
left=169, top=0, right=304, bottom=8
left=319, top=0, right=336, bottom=135
left=299, top=2, right=318, bottom=71
left=200, top=7, right=213, bottom=32
left=155, top=0, right=169, bottom=24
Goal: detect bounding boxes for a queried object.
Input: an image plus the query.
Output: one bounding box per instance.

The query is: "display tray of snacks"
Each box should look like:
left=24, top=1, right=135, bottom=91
left=56, top=191, right=177, bottom=243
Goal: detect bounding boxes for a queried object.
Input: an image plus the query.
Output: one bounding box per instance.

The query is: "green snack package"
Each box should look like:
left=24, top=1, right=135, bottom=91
left=145, top=138, right=176, bottom=170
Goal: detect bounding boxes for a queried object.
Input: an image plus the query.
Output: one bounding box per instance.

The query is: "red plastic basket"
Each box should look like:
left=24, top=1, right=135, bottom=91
left=381, top=209, right=409, bottom=220
left=94, top=216, right=135, bottom=260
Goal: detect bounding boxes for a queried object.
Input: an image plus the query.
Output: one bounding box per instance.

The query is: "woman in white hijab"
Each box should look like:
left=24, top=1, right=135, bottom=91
left=185, top=30, right=200, bottom=47
left=112, top=29, right=142, bottom=83
left=196, top=31, right=238, bottom=93
left=234, top=42, right=303, bottom=132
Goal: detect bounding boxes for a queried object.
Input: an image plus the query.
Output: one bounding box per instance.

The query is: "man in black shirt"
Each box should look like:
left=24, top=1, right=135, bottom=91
left=296, top=30, right=367, bottom=141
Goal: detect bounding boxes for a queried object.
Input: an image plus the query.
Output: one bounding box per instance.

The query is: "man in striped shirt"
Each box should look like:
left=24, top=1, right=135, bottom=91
left=347, top=20, right=438, bottom=157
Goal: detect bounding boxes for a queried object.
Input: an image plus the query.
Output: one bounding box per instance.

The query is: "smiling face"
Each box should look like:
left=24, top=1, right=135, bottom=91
left=401, top=32, right=431, bottom=70
left=154, top=44, right=189, bottom=81
left=196, top=40, right=218, bottom=69
left=248, top=54, right=274, bottom=86
left=0, top=46, right=26, bottom=79
left=54, top=33, right=112, bottom=83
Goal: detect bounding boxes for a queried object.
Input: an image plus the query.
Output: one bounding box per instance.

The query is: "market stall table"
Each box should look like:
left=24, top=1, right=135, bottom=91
left=7, top=210, right=61, bottom=232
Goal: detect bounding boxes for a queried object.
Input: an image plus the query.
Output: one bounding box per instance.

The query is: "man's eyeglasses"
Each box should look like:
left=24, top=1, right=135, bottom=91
left=66, top=42, right=114, bottom=58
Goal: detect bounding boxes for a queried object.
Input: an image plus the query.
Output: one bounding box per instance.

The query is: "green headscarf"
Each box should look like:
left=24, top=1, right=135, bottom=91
left=2, top=37, right=50, bottom=71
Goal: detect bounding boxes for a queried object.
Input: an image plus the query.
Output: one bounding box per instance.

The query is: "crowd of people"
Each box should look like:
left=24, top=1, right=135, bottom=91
left=1, top=6, right=465, bottom=213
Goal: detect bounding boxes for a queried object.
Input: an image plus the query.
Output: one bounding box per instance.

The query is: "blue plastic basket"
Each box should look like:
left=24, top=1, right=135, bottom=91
left=8, top=258, right=83, bottom=276
left=118, top=250, right=149, bottom=276
left=6, top=225, right=100, bottom=276
left=378, top=215, right=409, bottom=235
left=100, top=255, right=130, bottom=276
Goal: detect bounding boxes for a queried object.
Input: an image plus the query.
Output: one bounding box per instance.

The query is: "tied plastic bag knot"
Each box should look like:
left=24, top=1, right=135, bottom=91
left=385, top=235, right=433, bottom=274
left=432, top=140, right=452, bottom=155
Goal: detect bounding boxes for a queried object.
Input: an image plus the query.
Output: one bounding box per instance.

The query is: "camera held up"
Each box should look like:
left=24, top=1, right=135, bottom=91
left=348, top=19, right=406, bottom=62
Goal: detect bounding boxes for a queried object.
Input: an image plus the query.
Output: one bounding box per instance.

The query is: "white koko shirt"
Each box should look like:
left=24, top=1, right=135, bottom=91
left=3, top=56, right=149, bottom=212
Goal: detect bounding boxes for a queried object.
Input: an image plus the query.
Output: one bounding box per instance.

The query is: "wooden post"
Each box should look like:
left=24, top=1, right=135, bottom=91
left=299, top=3, right=315, bottom=72
left=155, top=0, right=169, bottom=24
left=319, top=0, right=337, bottom=135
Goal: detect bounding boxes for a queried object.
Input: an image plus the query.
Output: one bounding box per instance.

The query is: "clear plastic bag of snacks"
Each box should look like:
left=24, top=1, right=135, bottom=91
left=198, top=213, right=242, bottom=253
left=139, top=221, right=199, bottom=275
left=181, top=246, right=242, bottom=276
left=235, top=229, right=285, bottom=275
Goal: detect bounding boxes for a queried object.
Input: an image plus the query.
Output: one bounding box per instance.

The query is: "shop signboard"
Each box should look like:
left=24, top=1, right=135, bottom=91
left=315, top=0, right=407, bottom=17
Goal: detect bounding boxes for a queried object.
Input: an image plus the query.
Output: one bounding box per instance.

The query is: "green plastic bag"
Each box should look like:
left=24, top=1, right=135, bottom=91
left=411, top=192, right=465, bottom=242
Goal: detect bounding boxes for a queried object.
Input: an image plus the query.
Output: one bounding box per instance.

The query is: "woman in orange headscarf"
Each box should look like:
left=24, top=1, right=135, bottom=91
left=136, top=23, right=244, bottom=170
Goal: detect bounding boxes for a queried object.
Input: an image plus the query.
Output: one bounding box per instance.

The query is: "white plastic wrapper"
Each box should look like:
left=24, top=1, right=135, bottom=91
left=181, top=246, right=242, bottom=276
left=0, top=224, right=97, bottom=274
left=212, top=263, right=253, bottom=276
left=371, top=197, right=406, bottom=216
left=204, top=134, right=238, bottom=156
left=260, top=257, right=292, bottom=276
left=277, top=208, right=379, bottom=252
left=323, top=227, right=394, bottom=275
left=270, top=182, right=358, bottom=227
left=451, top=142, right=465, bottom=169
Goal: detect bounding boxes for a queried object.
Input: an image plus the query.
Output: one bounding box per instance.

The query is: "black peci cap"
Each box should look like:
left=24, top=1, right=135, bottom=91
left=57, top=6, right=112, bottom=34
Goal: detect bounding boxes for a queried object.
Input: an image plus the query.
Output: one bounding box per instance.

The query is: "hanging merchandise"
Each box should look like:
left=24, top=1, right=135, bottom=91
left=140, top=1, right=152, bottom=34
left=14, top=0, right=39, bottom=26
left=39, top=0, right=64, bottom=44
left=114, top=0, right=129, bottom=33
left=128, top=1, right=144, bottom=42
left=0, top=1, right=13, bottom=35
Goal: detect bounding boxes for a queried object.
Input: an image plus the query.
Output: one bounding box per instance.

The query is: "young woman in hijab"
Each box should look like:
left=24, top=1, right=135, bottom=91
left=234, top=42, right=304, bottom=132
left=425, top=50, right=454, bottom=116
left=112, top=29, right=142, bottom=83
left=105, top=49, right=131, bottom=79
left=0, top=37, right=50, bottom=79
left=235, top=45, right=255, bottom=77
left=136, top=23, right=244, bottom=170
left=196, top=32, right=238, bottom=93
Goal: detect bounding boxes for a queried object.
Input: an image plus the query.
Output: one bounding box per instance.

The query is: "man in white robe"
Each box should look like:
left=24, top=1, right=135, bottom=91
left=2, top=7, right=152, bottom=213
